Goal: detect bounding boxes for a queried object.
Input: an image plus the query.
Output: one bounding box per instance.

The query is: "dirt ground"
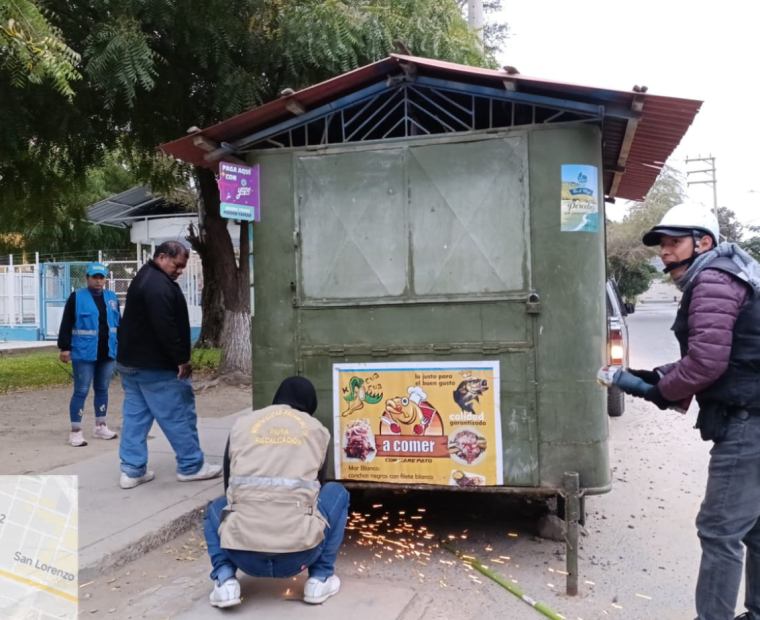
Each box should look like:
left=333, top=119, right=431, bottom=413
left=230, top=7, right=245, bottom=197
left=0, top=374, right=251, bottom=474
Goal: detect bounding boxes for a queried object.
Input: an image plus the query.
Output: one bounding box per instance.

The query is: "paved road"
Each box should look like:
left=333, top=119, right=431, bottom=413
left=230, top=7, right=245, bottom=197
left=81, top=303, right=742, bottom=620
left=628, top=302, right=681, bottom=369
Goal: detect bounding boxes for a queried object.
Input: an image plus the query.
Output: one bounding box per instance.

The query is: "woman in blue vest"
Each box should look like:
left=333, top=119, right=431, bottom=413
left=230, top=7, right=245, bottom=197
left=57, top=262, right=120, bottom=447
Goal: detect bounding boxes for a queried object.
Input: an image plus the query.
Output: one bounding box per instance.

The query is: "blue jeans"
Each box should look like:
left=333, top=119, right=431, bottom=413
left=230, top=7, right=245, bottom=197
left=70, top=360, right=115, bottom=426
left=695, top=414, right=760, bottom=620
left=118, top=368, right=204, bottom=478
left=204, top=482, right=350, bottom=584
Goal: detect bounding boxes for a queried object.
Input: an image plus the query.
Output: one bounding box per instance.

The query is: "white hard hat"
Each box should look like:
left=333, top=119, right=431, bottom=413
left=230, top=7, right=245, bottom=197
left=642, top=203, right=720, bottom=247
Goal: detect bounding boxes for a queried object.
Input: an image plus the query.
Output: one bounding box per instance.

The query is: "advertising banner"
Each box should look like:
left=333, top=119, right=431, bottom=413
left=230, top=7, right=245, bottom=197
left=333, top=361, right=502, bottom=487
left=219, top=162, right=260, bottom=221
left=560, top=164, right=599, bottom=232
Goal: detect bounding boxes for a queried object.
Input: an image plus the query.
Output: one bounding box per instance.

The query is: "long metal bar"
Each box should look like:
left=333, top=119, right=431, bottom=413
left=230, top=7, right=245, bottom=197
left=381, top=115, right=406, bottom=140
left=442, top=543, right=566, bottom=620
left=227, top=81, right=392, bottom=156
left=408, top=99, right=460, bottom=133
left=415, top=85, right=472, bottom=115
left=414, top=76, right=611, bottom=118
left=343, top=92, right=385, bottom=130
left=407, top=86, right=472, bottom=130
left=408, top=117, right=431, bottom=135
left=564, top=472, right=580, bottom=596
left=347, top=89, right=404, bottom=142
left=360, top=99, right=406, bottom=141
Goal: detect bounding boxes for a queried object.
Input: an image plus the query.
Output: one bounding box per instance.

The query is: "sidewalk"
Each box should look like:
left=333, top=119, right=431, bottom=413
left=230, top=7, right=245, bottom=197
left=172, top=576, right=417, bottom=619
left=56, top=408, right=419, bottom=619
left=51, top=409, right=249, bottom=582
left=0, top=341, right=57, bottom=355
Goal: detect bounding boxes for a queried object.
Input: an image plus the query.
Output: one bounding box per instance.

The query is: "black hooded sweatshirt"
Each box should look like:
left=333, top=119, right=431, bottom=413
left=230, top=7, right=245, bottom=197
left=223, top=377, right=327, bottom=492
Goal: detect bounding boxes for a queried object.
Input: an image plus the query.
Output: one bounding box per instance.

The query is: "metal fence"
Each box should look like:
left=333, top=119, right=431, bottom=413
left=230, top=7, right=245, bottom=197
left=0, top=254, right=204, bottom=341
left=0, top=264, right=39, bottom=327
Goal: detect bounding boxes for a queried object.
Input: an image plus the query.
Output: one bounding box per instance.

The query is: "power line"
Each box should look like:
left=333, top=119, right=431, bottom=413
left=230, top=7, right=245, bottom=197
left=685, top=155, right=718, bottom=218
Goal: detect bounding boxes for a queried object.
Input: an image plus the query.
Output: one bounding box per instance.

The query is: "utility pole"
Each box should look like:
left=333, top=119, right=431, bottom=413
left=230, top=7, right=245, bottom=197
left=685, top=155, right=718, bottom=218
left=468, top=0, right=484, bottom=49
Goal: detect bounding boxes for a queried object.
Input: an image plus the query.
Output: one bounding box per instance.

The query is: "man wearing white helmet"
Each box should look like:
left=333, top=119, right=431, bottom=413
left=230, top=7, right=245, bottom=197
left=619, top=202, right=760, bottom=620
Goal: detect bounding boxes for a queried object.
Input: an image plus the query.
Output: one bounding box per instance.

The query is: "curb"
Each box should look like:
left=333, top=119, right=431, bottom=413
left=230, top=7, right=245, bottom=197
left=79, top=502, right=207, bottom=582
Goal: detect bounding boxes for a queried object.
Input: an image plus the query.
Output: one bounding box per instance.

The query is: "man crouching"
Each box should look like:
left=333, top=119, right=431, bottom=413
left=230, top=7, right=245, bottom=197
left=203, top=376, right=349, bottom=608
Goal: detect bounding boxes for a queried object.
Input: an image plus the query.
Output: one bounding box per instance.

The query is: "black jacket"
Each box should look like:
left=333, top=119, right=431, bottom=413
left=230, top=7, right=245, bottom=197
left=116, top=260, right=191, bottom=370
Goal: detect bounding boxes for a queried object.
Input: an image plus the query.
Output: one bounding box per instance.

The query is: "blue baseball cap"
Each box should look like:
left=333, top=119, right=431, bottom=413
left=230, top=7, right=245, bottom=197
left=86, top=262, right=108, bottom=277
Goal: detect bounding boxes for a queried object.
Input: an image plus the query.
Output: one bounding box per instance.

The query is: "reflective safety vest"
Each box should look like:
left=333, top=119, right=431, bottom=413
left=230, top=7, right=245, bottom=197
left=71, top=288, right=119, bottom=361
left=219, top=405, right=331, bottom=553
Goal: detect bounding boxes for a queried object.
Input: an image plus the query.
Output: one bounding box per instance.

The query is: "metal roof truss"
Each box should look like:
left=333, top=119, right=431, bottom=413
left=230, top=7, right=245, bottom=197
left=231, top=77, right=607, bottom=154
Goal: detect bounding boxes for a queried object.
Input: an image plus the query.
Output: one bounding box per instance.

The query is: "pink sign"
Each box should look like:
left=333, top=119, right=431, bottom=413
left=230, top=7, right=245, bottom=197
left=219, top=162, right=260, bottom=221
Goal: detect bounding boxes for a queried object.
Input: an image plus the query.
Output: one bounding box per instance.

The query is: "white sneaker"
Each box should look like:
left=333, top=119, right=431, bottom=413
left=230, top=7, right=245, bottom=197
left=304, top=575, right=341, bottom=604
left=93, top=424, right=118, bottom=440
left=177, top=462, right=222, bottom=482
left=120, top=471, right=155, bottom=490
left=69, top=430, right=88, bottom=447
left=209, top=578, right=241, bottom=608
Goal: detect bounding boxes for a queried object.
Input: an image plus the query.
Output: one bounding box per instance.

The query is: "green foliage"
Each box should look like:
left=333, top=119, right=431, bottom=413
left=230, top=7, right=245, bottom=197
left=0, top=0, right=81, bottom=98
left=605, top=166, right=684, bottom=300
left=0, top=352, right=72, bottom=392
left=0, top=347, right=221, bottom=393
left=191, top=347, right=221, bottom=371
left=741, top=226, right=760, bottom=261
left=1, top=0, right=493, bottom=249
left=607, top=165, right=685, bottom=265
left=0, top=152, right=136, bottom=255
left=608, top=257, right=658, bottom=302
left=456, top=0, right=509, bottom=57
left=84, top=16, right=162, bottom=107
left=716, top=207, right=744, bottom=243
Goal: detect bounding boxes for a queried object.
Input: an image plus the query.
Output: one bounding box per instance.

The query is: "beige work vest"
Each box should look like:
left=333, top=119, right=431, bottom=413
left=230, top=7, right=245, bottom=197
left=219, top=404, right=331, bottom=553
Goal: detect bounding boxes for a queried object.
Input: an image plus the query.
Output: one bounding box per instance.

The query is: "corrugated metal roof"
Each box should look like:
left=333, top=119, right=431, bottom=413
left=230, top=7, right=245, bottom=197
left=86, top=186, right=192, bottom=228
left=160, top=55, right=702, bottom=202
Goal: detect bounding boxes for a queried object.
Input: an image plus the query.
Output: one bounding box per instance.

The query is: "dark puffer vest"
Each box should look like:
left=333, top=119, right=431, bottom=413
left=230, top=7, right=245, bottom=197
left=674, top=257, right=760, bottom=408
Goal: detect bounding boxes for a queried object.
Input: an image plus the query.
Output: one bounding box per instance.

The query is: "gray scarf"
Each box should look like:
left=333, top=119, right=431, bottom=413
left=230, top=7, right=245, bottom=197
left=676, top=242, right=760, bottom=292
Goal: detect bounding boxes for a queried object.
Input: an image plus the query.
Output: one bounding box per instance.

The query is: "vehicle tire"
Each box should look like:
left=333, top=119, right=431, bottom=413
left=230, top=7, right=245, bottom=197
left=607, top=386, right=625, bottom=417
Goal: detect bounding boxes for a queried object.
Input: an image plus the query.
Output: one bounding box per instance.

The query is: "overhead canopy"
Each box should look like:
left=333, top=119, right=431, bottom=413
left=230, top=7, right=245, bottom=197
left=86, top=186, right=192, bottom=228
left=161, top=54, right=702, bottom=202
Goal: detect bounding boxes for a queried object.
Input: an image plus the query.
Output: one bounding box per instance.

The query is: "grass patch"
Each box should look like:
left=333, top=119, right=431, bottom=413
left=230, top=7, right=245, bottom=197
left=0, top=348, right=222, bottom=393
left=191, top=348, right=221, bottom=372
left=0, top=352, right=73, bottom=392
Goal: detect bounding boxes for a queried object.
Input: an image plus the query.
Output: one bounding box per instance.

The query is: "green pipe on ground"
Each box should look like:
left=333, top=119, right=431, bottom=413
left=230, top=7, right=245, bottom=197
left=442, top=541, right=566, bottom=620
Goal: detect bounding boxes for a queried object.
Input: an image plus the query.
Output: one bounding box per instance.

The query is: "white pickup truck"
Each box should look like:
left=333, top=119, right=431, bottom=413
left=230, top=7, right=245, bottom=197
left=606, top=279, right=632, bottom=417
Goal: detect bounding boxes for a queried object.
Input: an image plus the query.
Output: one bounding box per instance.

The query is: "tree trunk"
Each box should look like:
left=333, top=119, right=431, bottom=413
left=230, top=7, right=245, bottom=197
left=186, top=222, right=224, bottom=348
left=195, top=167, right=251, bottom=382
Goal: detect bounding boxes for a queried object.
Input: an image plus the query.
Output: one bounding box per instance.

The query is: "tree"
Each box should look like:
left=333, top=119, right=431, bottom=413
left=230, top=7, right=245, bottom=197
left=741, top=226, right=760, bottom=261
left=0, top=153, right=135, bottom=256
left=607, top=165, right=684, bottom=265
left=0, top=0, right=495, bottom=380
left=456, top=0, right=509, bottom=56
left=0, top=0, right=81, bottom=98
left=716, top=206, right=744, bottom=243
left=608, top=257, right=658, bottom=303
left=605, top=165, right=685, bottom=300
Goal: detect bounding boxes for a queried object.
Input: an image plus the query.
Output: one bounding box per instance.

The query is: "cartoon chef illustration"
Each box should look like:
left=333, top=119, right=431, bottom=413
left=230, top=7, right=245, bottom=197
left=381, top=386, right=444, bottom=436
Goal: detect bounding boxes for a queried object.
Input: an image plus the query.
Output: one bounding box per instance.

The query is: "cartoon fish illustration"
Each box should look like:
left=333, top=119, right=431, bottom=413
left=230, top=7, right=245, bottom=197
left=381, top=387, right=443, bottom=436
left=453, top=378, right=488, bottom=413
left=342, top=377, right=383, bottom=417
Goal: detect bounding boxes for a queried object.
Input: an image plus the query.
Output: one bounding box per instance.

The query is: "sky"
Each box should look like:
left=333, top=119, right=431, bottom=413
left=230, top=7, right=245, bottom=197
left=494, top=0, right=760, bottom=229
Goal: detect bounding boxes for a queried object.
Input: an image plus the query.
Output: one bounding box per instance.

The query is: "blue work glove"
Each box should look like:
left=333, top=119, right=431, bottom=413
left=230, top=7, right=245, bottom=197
left=612, top=370, right=653, bottom=398
left=627, top=368, right=661, bottom=385
left=643, top=385, right=671, bottom=411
